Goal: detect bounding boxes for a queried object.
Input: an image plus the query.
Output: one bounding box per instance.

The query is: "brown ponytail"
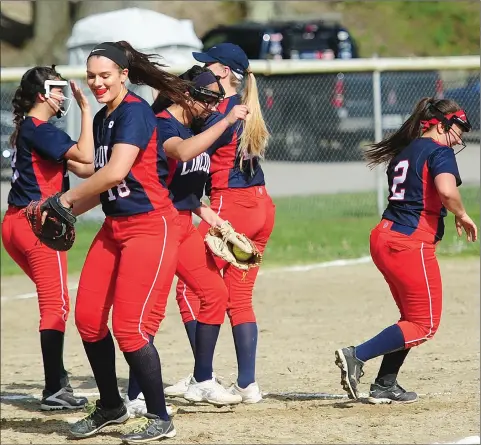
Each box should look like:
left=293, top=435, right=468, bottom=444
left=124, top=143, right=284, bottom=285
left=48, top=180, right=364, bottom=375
left=364, top=97, right=463, bottom=169
left=115, top=40, right=190, bottom=108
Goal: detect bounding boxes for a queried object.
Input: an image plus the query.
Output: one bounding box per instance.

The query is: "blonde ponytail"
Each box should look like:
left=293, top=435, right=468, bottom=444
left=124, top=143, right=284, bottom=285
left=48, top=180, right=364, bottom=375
left=237, top=70, right=270, bottom=168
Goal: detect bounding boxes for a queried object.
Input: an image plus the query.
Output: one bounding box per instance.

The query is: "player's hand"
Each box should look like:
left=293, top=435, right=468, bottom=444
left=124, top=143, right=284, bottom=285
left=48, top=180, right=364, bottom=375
left=225, top=105, right=249, bottom=126
left=70, top=80, right=90, bottom=111
left=455, top=213, right=478, bottom=242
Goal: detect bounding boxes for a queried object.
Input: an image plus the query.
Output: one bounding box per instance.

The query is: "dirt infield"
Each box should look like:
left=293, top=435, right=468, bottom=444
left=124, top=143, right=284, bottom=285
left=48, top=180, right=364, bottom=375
left=1, top=258, right=479, bottom=444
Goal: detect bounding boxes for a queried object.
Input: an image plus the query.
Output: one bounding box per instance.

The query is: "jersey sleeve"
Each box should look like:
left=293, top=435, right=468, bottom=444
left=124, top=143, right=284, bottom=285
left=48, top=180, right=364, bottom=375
left=157, top=118, right=182, bottom=144
left=202, top=113, right=237, bottom=155
left=112, top=103, right=156, bottom=150
left=28, top=123, right=76, bottom=162
left=428, top=147, right=462, bottom=186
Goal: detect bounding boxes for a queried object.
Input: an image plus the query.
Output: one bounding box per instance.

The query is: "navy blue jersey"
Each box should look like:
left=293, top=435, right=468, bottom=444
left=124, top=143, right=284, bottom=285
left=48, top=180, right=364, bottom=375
left=8, top=116, right=72, bottom=207
left=202, top=94, right=265, bottom=195
left=382, top=138, right=461, bottom=242
left=156, top=110, right=210, bottom=211
left=93, top=91, right=171, bottom=217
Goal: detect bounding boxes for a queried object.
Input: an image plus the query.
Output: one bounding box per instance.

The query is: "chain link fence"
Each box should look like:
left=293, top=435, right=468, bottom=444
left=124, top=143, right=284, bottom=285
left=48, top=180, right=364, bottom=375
left=1, top=63, right=479, bottom=227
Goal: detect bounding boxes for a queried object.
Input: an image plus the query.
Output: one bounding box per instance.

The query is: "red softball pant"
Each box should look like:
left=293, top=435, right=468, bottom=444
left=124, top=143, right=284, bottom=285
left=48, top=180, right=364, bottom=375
left=145, top=210, right=228, bottom=335
left=2, top=206, right=69, bottom=332
left=370, top=219, right=442, bottom=348
left=75, top=206, right=180, bottom=353
left=177, top=186, right=276, bottom=327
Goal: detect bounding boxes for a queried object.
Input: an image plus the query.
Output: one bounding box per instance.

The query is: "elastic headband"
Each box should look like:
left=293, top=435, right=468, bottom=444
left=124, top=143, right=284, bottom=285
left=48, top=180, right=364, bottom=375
left=421, top=109, right=471, bottom=133
left=87, top=42, right=129, bottom=69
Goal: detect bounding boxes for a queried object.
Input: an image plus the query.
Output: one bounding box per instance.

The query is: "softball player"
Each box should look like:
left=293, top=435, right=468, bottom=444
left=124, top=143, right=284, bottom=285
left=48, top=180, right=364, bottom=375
left=125, top=66, right=248, bottom=411
left=335, top=98, right=476, bottom=404
left=166, top=44, right=276, bottom=404
left=1, top=66, right=93, bottom=410
left=60, top=41, right=191, bottom=443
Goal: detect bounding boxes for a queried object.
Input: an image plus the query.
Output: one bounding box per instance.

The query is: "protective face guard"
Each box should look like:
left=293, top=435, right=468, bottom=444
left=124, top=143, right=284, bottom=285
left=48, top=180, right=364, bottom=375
left=44, top=80, right=72, bottom=118
left=191, top=85, right=225, bottom=106
left=428, top=105, right=471, bottom=154
left=191, top=70, right=225, bottom=106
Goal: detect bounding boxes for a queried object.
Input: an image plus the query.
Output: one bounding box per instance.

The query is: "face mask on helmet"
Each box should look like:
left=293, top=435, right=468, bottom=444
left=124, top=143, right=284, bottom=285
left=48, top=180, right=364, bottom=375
left=422, top=106, right=472, bottom=155
left=44, top=80, right=72, bottom=118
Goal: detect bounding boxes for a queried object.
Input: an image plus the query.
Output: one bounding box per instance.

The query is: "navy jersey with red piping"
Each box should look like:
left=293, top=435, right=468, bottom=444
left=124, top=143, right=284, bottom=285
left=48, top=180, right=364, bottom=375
left=382, top=138, right=461, bottom=242
left=202, top=94, right=265, bottom=195
left=156, top=110, right=210, bottom=211
left=8, top=116, right=73, bottom=208
left=94, top=91, right=171, bottom=217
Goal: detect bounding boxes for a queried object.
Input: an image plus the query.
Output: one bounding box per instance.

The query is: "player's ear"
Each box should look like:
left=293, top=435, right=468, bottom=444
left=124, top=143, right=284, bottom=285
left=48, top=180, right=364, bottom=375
left=36, top=92, right=47, bottom=103
left=120, top=68, right=129, bottom=84
left=436, top=122, right=446, bottom=134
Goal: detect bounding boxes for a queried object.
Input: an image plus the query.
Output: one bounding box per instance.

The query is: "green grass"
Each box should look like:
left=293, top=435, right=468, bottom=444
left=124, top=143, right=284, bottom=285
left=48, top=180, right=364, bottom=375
left=264, top=186, right=480, bottom=266
left=1, top=187, right=479, bottom=276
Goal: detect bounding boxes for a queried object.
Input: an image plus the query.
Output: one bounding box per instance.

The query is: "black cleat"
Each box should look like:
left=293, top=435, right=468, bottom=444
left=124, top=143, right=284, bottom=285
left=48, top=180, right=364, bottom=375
left=40, top=387, right=87, bottom=411
left=69, top=399, right=129, bottom=438
left=335, top=346, right=365, bottom=400
left=367, top=381, right=418, bottom=404
left=121, top=413, right=176, bottom=444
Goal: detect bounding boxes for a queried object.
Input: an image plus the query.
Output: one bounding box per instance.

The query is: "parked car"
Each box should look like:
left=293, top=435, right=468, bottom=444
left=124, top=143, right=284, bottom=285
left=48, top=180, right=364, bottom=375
left=202, top=20, right=359, bottom=61
left=444, top=75, right=480, bottom=134
left=202, top=22, right=443, bottom=162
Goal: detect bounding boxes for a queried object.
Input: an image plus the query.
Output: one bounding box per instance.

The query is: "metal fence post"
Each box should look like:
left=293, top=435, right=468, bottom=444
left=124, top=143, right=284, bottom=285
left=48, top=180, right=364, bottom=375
left=372, top=65, right=385, bottom=217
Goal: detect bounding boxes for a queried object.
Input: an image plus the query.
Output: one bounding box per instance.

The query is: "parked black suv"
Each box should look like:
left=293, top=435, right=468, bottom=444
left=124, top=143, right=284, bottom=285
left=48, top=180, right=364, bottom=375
left=202, top=20, right=359, bottom=61
left=202, top=22, right=443, bottom=162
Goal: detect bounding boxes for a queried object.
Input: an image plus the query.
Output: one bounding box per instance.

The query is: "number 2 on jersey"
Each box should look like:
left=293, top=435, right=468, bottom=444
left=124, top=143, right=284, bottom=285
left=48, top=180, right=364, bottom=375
left=390, top=160, right=409, bottom=201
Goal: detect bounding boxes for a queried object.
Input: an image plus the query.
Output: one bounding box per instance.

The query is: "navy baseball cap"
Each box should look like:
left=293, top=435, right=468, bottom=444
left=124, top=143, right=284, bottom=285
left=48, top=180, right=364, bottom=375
left=193, top=43, right=249, bottom=77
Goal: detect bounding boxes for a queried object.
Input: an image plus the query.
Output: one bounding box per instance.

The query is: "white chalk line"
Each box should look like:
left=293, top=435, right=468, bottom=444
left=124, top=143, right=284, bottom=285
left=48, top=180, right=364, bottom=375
left=1, top=256, right=372, bottom=303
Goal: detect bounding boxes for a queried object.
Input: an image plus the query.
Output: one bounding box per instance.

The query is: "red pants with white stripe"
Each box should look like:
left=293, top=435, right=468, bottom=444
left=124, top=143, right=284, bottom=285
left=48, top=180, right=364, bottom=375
left=2, top=206, right=70, bottom=332
left=370, top=219, right=442, bottom=348
left=145, top=210, right=228, bottom=335
left=75, top=207, right=180, bottom=353
left=177, top=186, right=276, bottom=327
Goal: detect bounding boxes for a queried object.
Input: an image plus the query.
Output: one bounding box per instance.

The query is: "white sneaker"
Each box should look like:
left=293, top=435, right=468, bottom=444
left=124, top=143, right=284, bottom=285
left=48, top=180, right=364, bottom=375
left=184, top=377, right=242, bottom=406
left=124, top=393, right=175, bottom=418
left=228, top=382, right=263, bottom=404
left=164, top=374, right=192, bottom=397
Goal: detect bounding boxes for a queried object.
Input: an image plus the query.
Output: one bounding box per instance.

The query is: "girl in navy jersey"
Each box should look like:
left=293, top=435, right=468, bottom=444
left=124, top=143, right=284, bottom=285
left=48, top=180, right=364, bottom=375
left=335, top=97, right=477, bottom=404
left=58, top=41, right=191, bottom=443
left=166, top=44, right=276, bottom=404
left=123, top=66, right=249, bottom=412
left=1, top=66, right=93, bottom=411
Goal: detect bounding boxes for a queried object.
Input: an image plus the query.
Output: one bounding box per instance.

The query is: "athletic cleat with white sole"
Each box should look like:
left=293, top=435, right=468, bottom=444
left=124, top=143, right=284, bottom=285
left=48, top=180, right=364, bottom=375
left=69, top=400, right=129, bottom=438
left=121, top=413, right=176, bottom=444
left=228, top=382, right=262, bottom=404
left=367, top=381, right=418, bottom=404
left=335, top=346, right=365, bottom=400
left=164, top=374, right=192, bottom=397
left=184, top=376, right=242, bottom=406
left=40, top=387, right=88, bottom=411
left=124, top=393, right=175, bottom=418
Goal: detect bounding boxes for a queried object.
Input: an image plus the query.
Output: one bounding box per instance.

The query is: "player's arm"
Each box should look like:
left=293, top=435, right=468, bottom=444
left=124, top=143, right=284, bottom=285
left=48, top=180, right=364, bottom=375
left=60, top=144, right=139, bottom=207
left=72, top=195, right=101, bottom=217
left=162, top=106, right=247, bottom=162
left=193, top=202, right=225, bottom=227
left=67, top=160, right=95, bottom=178
left=62, top=81, right=94, bottom=163
left=430, top=148, right=477, bottom=241
left=433, top=173, right=466, bottom=217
